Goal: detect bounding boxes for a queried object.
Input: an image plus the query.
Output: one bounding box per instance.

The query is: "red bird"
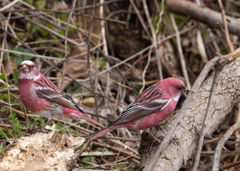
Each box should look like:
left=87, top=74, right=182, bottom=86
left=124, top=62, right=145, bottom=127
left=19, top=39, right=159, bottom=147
left=18, top=60, right=103, bottom=128
left=87, top=78, right=187, bottom=141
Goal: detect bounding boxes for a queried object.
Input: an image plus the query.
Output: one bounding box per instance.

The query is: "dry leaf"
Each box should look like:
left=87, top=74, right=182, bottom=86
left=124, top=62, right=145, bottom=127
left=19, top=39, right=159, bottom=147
left=81, top=97, right=95, bottom=108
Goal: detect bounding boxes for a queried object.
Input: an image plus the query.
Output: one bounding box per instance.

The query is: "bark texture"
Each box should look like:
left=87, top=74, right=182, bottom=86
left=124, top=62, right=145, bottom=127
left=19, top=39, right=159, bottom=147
left=166, top=0, right=240, bottom=36
left=140, top=58, right=240, bottom=170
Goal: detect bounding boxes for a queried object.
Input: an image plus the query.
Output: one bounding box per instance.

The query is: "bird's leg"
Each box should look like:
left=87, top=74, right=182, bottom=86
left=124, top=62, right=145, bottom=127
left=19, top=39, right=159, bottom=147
left=145, top=129, right=161, bottom=143
left=32, top=119, right=52, bottom=133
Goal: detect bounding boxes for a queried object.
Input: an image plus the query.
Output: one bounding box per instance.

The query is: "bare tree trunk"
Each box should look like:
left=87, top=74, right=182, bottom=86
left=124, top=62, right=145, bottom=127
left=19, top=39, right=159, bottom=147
left=140, top=57, right=240, bottom=170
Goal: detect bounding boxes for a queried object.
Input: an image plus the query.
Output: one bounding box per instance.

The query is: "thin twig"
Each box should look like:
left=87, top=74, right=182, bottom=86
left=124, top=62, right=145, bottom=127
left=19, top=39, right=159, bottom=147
left=0, top=4, right=13, bottom=72
left=0, top=25, right=37, bottom=54
left=86, top=0, right=99, bottom=123
left=0, top=23, right=74, bottom=80
left=231, top=104, right=240, bottom=171
left=64, top=0, right=77, bottom=58
left=43, top=43, right=103, bottom=75
left=0, top=49, right=88, bottom=62
left=92, top=141, right=140, bottom=160
left=170, top=13, right=191, bottom=89
left=221, top=159, right=240, bottom=170
left=155, top=0, right=165, bottom=34
left=83, top=24, right=196, bottom=82
left=0, top=124, right=28, bottom=130
left=140, top=45, right=153, bottom=93
left=100, top=0, right=111, bottom=126
left=100, top=0, right=110, bottom=96
left=76, top=13, right=127, bottom=25
left=143, top=0, right=163, bottom=80
left=212, top=122, right=240, bottom=171
left=129, top=0, right=152, bottom=42
left=192, top=62, right=222, bottom=171
left=73, top=140, right=91, bottom=160
left=155, top=0, right=165, bottom=80
left=0, top=0, right=21, bottom=11
left=14, top=11, right=81, bottom=46
left=1, top=0, right=121, bottom=13
left=200, top=154, right=232, bottom=171
left=79, top=160, right=108, bottom=170
left=0, top=63, right=12, bottom=115
left=17, top=1, right=100, bottom=40
left=194, top=0, right=209, bottom=64
left=114, top=129, right=127, bottom=166
left=61, top=0, right=77, bottom=89
left=218, top=0, right=234, bottom=52
left=201, top=149, right=240, bottom=155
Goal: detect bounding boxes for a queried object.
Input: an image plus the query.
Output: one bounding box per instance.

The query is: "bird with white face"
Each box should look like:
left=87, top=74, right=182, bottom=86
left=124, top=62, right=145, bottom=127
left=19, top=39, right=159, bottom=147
left=18, top=60, right=103, bottom=129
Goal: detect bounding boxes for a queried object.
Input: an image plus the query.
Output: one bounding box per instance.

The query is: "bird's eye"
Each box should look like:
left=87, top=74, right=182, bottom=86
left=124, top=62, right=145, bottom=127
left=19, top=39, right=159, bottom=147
left=178, top=87, right=182, bottom=90
left=32, top=65, right=34, bottom=68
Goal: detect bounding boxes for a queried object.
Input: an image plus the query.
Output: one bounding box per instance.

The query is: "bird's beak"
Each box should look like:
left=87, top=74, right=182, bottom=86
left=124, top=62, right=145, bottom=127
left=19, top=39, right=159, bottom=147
left=21, top=65, right=29, bottom=72
left=182, top=87, right=189, bottom=97
left=184, top=87, right=189, bottom=92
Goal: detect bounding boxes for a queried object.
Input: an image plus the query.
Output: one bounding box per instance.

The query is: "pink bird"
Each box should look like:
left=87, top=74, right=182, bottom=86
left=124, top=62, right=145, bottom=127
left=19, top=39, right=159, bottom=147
left=87, top=78, right=187, bottom=142
left=18, top=60, right=103, bottom=129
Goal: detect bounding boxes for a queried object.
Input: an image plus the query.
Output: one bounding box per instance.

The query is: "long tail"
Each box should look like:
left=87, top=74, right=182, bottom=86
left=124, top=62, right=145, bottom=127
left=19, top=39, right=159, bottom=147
left=62, top=107, right=104, bottom=127
left=80, top=114, right=104, bottom=128
left=86, top=127, right=114, bottom=140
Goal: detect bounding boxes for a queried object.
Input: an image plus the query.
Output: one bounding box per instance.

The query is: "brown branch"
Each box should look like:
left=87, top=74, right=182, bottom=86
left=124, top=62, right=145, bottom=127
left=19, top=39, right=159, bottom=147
left=221, top=159, right=240, bottom=170
left=166, top=0, right=240, bottom=36
left=218, top=0, right=234, bottom=52
left=0, top=0, right=122, bottom=14
left=0, top=12, right=126, bottom=25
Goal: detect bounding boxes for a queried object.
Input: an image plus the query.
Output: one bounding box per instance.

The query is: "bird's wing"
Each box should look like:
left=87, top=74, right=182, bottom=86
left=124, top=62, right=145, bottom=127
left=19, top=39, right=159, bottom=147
left=112, top=83, right=170, bottom=126
left=33, top=75, right=83, bottom=113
